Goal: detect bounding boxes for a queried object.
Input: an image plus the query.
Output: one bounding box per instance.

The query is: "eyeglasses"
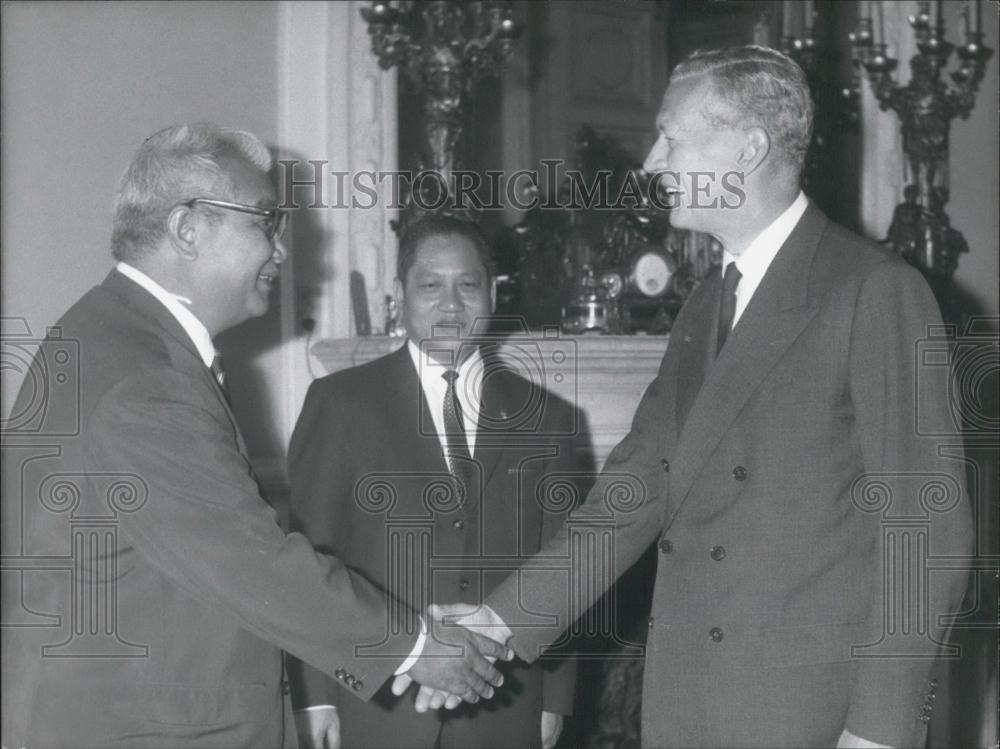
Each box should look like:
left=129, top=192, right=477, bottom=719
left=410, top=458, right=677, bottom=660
left=182, top=198, right=288, bottom=241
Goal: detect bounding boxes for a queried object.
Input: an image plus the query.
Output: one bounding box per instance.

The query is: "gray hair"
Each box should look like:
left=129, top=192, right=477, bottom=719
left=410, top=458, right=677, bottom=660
left=111, top=123, right=272, bottom=261
left=671, top=45, right=814, bottom=175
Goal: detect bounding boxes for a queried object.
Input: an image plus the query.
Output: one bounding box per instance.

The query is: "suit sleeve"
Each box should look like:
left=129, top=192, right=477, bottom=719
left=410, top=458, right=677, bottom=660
left=844, top=262, right=974, bottom=747
left=284, top=380, right=345, bottom=709
left=487, top=364, right=671, bottom=664
left=85, top=370, right=417, bottom=704
left=538, top=419, right=590, bottom=716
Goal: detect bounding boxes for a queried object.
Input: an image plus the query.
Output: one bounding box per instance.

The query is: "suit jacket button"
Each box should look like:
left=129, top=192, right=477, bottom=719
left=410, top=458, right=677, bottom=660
left=710, top=545, right=726, bottom=561
left=353, top=680, right=364, bottom=691
left=459, top=578, right=470, bottom=591
left=732, top=466, right=748, bottom=481
left=661, top=458, right=670, bottom=473
left=346, top=675, right=356, bottom=686
left=709, top=627, right=724, bottom=642
left=648, top=616, right=655, bottom=628
left=335, top=668, right=346, bottom=679
left=281, top=680, right=291, bottom=695
left=658, top=538, right=673, bottom=554
left=453, top=519, right=465, bottom=529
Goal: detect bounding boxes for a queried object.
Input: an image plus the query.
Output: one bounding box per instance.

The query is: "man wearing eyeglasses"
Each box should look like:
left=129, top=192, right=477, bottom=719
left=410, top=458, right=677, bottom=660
left=1, top=123, right=509, bottom=749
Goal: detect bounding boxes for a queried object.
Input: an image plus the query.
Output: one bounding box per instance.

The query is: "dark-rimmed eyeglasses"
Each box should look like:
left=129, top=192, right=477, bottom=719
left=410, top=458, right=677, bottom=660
left=182, top=198, right=288, bottom=241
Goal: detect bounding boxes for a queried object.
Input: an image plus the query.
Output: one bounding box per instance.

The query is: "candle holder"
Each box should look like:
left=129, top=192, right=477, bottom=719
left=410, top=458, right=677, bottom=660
left=849, top=0, right=992, bottom=281
left=783, top=4, right=859, bottom=215
left=360, top=1, right=521, bottom=228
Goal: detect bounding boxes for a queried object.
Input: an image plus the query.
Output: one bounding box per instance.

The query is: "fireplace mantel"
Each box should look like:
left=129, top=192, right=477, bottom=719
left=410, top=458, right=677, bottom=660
left=311, top=334, right=669, bottom=468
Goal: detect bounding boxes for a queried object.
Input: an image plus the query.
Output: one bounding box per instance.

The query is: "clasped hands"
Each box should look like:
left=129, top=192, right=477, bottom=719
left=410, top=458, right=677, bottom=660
left=393, top=603, right=514, bottom=713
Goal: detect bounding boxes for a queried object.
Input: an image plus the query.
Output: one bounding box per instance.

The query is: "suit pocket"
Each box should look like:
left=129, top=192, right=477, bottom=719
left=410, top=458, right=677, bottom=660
left=145, top=683, right=275, bottom=726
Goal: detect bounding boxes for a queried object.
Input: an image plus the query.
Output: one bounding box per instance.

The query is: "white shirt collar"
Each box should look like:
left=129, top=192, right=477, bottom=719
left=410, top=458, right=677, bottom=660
left=722, top=191, right=808, bottom=327
left=406, top=339, right=484, bottom=404
left=724, top=191, right=808, bottom=284
left=116, top=262, right=216, bottom=367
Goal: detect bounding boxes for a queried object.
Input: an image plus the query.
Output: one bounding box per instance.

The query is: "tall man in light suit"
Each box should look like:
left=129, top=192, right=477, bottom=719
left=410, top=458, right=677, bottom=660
left=289, top=216, right=586, bottom=749
left=431, top=46, right=973, bottom=748
left=1, top=124, right=508, bottom=749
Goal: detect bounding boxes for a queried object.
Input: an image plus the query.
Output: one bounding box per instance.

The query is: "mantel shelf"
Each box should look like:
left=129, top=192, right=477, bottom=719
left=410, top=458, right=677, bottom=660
left=311, top=334, right=669, bottom=468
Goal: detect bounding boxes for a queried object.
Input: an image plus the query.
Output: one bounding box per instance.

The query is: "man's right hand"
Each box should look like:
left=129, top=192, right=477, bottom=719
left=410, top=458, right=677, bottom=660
left=403, top=611, right=512, bottom=711
left=294, top=706, right=340, bottom=749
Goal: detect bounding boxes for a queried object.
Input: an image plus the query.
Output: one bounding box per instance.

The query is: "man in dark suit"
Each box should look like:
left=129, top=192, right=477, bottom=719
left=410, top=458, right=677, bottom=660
left=435, top=46, right=974, bottom=748
left=288, top=215, right=588, bottom=749
left=0, top=124, right=508, bottom=749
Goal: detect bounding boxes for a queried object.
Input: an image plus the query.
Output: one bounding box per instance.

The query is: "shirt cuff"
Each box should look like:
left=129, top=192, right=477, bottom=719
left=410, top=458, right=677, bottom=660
left=394, top=615, right=429, bottom=675
left=294, top=705, right=337, bottom=713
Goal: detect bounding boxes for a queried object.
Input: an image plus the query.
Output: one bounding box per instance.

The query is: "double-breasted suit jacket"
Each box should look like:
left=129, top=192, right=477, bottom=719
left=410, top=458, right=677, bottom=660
left=288, top=345, right=590, bottom=748
left=487, top=203, right=973, bottom=748
left=1, top=271, right=416, bottom=749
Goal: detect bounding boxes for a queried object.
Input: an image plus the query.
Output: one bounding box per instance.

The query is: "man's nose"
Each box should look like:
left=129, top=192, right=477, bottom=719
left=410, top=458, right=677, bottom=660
left=643, top=137, right=667, bottom=174
left=439, top=284, right=465, bottom=310
left=272, top=237, right=288, bottom=263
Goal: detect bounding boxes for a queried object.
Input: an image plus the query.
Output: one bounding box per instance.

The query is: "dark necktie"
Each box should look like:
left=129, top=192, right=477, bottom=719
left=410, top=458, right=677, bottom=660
left=210, top=354, right=231, bottom=402
left=442, top=369, right=473, bottom=506
left=717, top=262, right=743, bottom=355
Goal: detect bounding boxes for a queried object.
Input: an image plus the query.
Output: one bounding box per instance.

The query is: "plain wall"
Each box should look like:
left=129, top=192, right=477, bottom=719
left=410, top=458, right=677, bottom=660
left=1, top=0, right=279, bottom=411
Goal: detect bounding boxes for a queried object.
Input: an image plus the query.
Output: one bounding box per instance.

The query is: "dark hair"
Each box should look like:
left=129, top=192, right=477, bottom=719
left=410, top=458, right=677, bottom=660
left=396, top=214, right=494, bottom=282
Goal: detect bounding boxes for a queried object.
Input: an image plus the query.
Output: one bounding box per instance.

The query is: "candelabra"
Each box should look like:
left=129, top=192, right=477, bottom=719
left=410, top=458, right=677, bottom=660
left=780, top=2, right=859, bottom=218
left=360, top=1, right=521, bottom=221
left=849, top=0, right=992, bottom=281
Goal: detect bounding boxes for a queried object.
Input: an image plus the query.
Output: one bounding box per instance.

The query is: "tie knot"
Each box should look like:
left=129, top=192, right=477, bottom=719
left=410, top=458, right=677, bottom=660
left=722, top=261, right=742, bottom=295
left=442, top=369, right=459, bottom=386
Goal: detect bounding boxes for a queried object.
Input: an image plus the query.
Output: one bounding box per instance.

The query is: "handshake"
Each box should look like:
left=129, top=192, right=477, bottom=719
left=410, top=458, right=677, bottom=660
left=296, top=604, right=570, bottom=749
left=393, top=603, right=515, bottom=712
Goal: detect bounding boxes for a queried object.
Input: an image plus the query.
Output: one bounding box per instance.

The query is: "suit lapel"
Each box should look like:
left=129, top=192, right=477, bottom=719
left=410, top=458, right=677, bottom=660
left=385, top=346, right=450, bottom=478
left=103, top=270, right=202, bottom=364
left=102, top=270, right=246, bottom=455
left=676, top=270, right=723, bottom=432
left=475, top=356, right=514, bottom=492
left=667, top=204, right=828, bottom=522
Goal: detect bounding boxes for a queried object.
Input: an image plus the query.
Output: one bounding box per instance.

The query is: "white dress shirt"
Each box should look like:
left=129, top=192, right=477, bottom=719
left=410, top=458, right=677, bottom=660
left=722, top=190, right=808, bottom=329
left=406, top=340, right=484, bottom=462
left=115, top=262, right=216, bottom=366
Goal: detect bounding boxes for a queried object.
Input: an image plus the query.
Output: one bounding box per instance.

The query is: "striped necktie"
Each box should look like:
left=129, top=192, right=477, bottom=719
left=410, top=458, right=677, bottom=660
left=441, top=369, right=473, bottom=508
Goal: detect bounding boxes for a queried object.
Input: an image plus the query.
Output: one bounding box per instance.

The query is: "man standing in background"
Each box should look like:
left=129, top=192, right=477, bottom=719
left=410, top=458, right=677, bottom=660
left=289, top=215, right=589, bottom=749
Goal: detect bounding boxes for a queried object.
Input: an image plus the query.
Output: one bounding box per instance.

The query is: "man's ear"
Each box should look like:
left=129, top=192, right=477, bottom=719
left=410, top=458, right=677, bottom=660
left=735, top=127, right=770, bottom=176
left=166, top=205, right=199, bottom=261
left=393, top=276, right=405, bottom=311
